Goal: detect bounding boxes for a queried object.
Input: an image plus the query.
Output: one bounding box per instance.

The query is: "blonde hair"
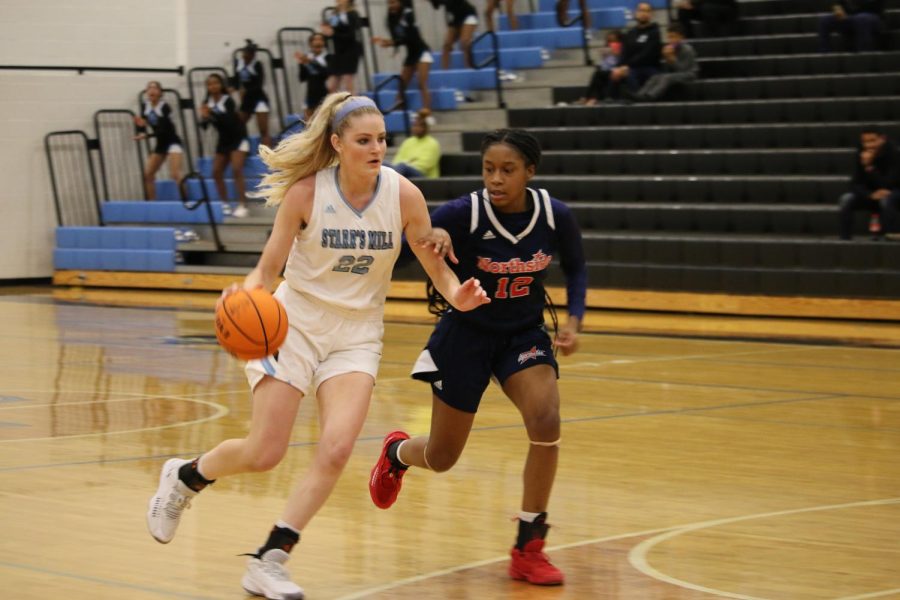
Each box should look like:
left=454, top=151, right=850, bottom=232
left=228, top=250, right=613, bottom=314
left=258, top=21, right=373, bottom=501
left=256, top=92, right=383, bottom=207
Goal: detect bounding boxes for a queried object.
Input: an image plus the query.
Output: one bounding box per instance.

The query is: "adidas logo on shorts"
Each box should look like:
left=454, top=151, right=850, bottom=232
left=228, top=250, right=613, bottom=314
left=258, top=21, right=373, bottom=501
left=433, top=380, right=443, bottom=391
left=482, top=230, right=496, bottom=240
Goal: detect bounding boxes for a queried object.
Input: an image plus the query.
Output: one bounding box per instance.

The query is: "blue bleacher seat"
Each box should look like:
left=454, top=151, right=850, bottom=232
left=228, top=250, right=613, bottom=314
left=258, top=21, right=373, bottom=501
left=501, top=8, right=628, bottom=31
left=365, top=88, right=458, bottom=112
left=431, top=47, right=545, bottom=70
left=54, top=248, right=175, bottom=272
left=374, top=68, right=498, bottom=91
left=101, top=201, right=225, bottom=224
left=54, top=226, right=177, bottom=272
left=538, top=0, right=665, bottom=11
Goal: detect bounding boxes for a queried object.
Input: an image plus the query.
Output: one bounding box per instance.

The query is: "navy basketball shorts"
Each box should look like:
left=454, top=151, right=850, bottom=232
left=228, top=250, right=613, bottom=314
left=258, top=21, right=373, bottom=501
left=411, top=315, right=559, bottom=413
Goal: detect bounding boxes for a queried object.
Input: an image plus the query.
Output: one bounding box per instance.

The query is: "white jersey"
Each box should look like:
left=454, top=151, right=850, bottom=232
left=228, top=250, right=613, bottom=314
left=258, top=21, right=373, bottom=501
left=283, top=166, right=403, bottom=319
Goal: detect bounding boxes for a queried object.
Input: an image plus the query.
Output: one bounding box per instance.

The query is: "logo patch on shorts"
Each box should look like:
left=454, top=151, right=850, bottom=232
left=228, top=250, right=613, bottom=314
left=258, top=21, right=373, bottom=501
left=517, top=346, right=546, bottom=364
left=433, top=380, right=443, bottom=390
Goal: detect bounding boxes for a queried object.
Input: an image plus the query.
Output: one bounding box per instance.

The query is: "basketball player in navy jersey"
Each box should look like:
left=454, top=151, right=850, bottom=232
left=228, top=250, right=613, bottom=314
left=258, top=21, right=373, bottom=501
left=146, top=93, right=489, bottom=599
left=134, top=81, right=184, bottom=200
left=369, top=129, right=587, bottom=586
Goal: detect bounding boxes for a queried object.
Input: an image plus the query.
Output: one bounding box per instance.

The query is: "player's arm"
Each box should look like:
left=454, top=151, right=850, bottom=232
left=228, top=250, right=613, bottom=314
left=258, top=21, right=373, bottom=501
left=552, top=199, right=588, bottom=355
left=399, top=177, right=489, bottom=312
left=239, top=177, right=314, bottom=293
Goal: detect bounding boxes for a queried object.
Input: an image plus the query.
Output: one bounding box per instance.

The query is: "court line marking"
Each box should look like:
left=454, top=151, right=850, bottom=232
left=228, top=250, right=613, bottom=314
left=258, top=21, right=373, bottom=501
left=336, top=497, right=900, bottom=600
left=836, top=589, right=900, bottom=600
left=0, top=560, right=217, bottom=599
left=627, top=498, right=900, bottom=600
left=0, top=396, right=228, bottom=443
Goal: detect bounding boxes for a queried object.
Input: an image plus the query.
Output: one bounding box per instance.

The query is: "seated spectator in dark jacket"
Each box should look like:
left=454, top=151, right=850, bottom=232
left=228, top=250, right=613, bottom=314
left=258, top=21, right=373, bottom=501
left=674, top=0, right=738, bottom=38
left=610, top=3, right=662, bottom=93
left=838, top=129, right=900, bottom=240
left=630, top=24, right=698, bottom=101
left=819, top=0, right=884, bottom=52
left=575, top=30, right=624, bottom=105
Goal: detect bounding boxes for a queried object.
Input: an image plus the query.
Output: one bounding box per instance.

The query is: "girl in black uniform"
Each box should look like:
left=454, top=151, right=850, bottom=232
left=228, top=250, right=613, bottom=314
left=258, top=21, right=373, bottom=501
left=294, top=32, right=332, bottom=120
left=134, top=81, right=184, bottom=200
left=373, top=0, right=434, bottom=116
left=199, top=73, right=249, bottom=218
left=233, top=40, right=272, bottom=149
left=431, top=0, right=478, bottom=69
left=321, top=0, right=364, bottom=94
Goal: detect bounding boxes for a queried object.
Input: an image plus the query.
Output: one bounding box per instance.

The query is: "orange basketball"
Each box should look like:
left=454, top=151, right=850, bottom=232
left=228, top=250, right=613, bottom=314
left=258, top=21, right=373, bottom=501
left=215, top=288, right=289, bottom=360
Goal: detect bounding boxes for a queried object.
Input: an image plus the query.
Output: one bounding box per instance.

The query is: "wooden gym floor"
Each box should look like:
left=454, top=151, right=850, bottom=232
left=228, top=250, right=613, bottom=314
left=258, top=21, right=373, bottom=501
left=0, top=287, right=898, bottom=599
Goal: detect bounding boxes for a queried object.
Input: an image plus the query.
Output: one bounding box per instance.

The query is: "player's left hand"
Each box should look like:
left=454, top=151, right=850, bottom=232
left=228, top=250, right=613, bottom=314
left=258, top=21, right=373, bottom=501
left=415, top=227, right=457, bottom=264
left=553, top=328, right=579, bottom=356
left=451, top=277, right=491, bottom=312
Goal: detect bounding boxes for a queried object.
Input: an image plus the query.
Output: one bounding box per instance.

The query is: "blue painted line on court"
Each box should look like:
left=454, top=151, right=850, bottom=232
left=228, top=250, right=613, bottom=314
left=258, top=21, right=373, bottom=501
left=0, top=393, right=855, bottom=474
left=0, top=560, right=218, bottom=599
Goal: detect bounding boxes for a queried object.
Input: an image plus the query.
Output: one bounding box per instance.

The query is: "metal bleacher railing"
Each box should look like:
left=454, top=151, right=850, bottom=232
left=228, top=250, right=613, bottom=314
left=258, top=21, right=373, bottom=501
left=179, top=172, right=225, bottom=252
left=468, top=30, right=508, bottom=109
left=373, top=74, right=412, bottom=137
left=44, top=131, right=103, bottom=227
left=276, top=26, right=320, bottom=117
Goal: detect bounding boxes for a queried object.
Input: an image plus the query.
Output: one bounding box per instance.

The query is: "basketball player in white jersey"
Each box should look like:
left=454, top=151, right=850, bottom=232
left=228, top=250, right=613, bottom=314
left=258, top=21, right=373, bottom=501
left=146, top=93, right=489, bottom=600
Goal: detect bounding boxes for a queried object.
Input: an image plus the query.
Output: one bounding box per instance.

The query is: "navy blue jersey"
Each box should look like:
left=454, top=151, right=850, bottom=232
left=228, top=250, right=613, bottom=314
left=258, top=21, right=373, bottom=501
left=432, top=188, right=587, bottom=333
left=388, top=7, right=430, bottom=59
left=138, top=100, right=181, bottom=148
left=233, top=57, right=265, bottom=94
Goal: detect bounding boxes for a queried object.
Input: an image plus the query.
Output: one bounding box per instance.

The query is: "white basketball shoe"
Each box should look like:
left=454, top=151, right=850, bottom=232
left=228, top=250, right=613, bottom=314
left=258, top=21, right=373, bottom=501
left=146, top=458, right=198, bottom=543
left=242, top=549, right=305, bottom=600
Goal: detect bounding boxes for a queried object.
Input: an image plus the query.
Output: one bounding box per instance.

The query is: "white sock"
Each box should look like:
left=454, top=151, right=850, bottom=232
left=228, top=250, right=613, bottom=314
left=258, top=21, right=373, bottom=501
left=519, top=511, right=542, bottom=523
left=276, top=520, right=301, bottom=536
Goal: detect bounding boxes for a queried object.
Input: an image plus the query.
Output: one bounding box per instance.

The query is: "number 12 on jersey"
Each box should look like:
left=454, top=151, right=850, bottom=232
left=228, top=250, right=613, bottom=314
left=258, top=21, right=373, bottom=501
left=494, top=276, right=533, bottom=299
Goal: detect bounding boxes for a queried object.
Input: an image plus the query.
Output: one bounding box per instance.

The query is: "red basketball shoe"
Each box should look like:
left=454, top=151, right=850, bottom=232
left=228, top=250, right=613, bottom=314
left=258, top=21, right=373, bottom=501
left=509, top=539, right=565, bottom=586
left=369, top=430, right=410, bottom=509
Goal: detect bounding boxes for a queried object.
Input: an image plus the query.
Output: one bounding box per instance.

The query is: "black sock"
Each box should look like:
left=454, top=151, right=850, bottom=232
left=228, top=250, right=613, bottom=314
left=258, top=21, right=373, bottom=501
left=516, top=512, right=549, bottom=550
left=256, top=525, right=300, bottom=557
left=178, top=458, right=215, bottom=492
left=386, top=440, right=408, bottom=469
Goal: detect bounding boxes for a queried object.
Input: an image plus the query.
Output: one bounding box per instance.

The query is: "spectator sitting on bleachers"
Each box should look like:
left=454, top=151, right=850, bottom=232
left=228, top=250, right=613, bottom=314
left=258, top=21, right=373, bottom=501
left=838, top=129, right=900, bottom=240
left=610, top=3, right=662, bottom=95
left=321, top=0, right=364, bottom=94
left=574, top=30, right=624, bottom=105
left=294, top=33, right=331, bottom=120
left=674, top=0, right=738, bottom=38
left=431, top=0, right=478, bottom=69
left=628, top=24, right=698, bottom=102
left=386, top=112, right=441, bottom=178
left=819, top=0, right=885, bottom=53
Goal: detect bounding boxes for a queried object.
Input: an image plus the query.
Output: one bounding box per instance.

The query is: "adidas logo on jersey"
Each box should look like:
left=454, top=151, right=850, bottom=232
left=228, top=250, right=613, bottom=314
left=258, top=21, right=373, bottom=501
left=325, top=205, right=337, bottom=214
left=482, top=230, right=496, bottom=240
